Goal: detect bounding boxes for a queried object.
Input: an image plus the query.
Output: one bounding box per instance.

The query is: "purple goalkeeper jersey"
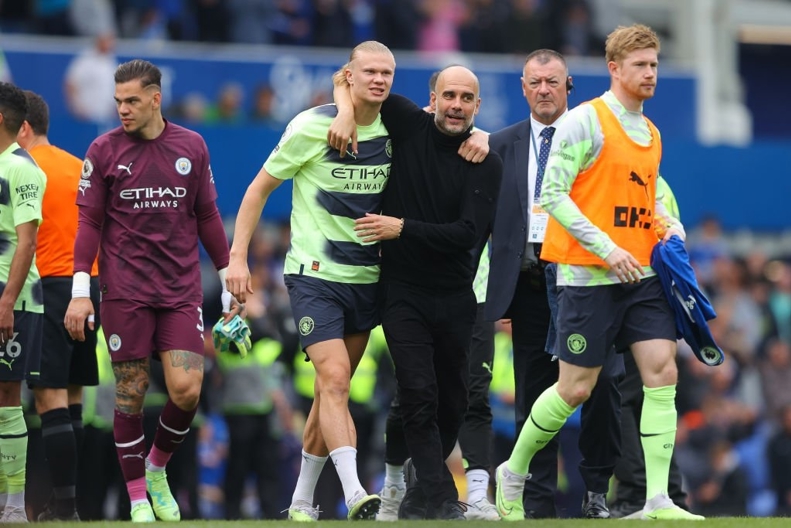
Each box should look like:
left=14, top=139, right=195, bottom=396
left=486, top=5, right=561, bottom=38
left=77, top=121, right=218, bottom=303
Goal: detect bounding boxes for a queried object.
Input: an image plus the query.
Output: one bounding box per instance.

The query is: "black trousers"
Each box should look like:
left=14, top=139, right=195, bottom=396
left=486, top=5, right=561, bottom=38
left=458, top=303, right=495, bottom=472
left=381, top=281, right=476, bottom=507
left=223, top=413, right=280, bottom=519
left=385, top=303, right=494, bottom=473
left=612, top=351, right=687, bottom=509
left=510, top=271, right=624, bottom=517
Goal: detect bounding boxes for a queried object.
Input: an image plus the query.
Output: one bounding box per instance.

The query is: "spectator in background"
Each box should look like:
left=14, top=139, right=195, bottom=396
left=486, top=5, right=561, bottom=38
left=543, top=0, right=598, bottom=57
left=216, top=331, right=289, bottom=519
left=196, top=415, right=228, bottom=519
left=768, top=261, right=791, bottom=344
left=205, top=82, right=246, bottom=125
left=270, top=0, right=312, bottom=46
left=768, top=404, right=791, bottom=516
left=687, top=215, right=730, bottom=288
left=417, top=0, right=467, bottom=52
left=373, top=0, right=419, bottom=50
left=170, top=92, right=209, bottom=124
left=693, top=439, right=748, bottom=517
left=64, top=32, right=118, bottom=126
left=759, top=338, right=791, bottom=425
left=460, top=0, right=510, bottom=53
left=35, top=0, right=75, bottom=35
left=562, top=0, right=597, bottom=56
left=69, top=0, right=116, bottom=38
left=191, top=0, right=230, bottom=42
left=312, top=0, right=354, bottom=48
left=502, top=0, right=543, bottom=54
left=0, top=49, right=12, bottom=83
left=228, top=0, right=275, bottom=44
left=249, top=84, right=277, bottom=125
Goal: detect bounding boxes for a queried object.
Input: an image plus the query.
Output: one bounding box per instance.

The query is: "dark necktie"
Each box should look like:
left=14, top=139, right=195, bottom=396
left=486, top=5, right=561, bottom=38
left=533, top=126, right=555, bottom=258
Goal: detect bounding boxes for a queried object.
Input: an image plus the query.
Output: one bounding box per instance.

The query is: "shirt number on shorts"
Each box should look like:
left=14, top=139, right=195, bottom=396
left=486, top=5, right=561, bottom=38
left=0, top=332, right=21, bottom=358
left=197, top=307, right=204, bottom=333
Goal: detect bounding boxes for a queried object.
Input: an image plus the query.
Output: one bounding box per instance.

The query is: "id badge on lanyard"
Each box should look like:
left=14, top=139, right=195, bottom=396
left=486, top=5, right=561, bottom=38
left=529, top=126, right=549, bottom=243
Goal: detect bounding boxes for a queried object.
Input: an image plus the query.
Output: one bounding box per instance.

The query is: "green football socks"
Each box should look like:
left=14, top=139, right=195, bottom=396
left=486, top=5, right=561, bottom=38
left=640, top=385, right=677, bottom=500
left=0, top=407, right=27, bottom=500
left=508, top=384, right=575, bottom=475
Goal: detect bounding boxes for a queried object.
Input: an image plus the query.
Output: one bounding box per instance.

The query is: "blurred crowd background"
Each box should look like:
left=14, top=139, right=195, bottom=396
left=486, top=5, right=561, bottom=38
left=2, top=0, right=604, bottom=56
left=2, top=0, right=791, bottom=521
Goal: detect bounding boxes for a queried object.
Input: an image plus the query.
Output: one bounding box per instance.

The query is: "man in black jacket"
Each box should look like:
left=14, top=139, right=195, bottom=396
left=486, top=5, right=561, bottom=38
left=486, top=49, right=623, bottom=518
left=331, top=64, right=503, bottom=520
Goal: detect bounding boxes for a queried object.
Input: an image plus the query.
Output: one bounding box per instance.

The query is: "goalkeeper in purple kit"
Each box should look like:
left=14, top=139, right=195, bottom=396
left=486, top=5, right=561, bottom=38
left=64, top=59, right=245, bottom=522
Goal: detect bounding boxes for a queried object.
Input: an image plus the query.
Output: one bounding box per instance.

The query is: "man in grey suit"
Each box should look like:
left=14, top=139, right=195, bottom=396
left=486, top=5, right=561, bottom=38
left=486, top=49, right=623, bottom=519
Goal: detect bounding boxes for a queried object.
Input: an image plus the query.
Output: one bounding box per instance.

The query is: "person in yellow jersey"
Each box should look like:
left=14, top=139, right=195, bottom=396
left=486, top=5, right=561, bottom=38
left=494, top=24, right=704, bottom=521
left=216, top=335, right=289, bottom=519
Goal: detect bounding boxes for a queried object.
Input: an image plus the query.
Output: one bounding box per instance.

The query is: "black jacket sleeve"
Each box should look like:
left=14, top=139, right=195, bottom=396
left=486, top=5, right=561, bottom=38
left=380, top=93, right=427, bottom=141
left=401, top=154, right=503, bottom=251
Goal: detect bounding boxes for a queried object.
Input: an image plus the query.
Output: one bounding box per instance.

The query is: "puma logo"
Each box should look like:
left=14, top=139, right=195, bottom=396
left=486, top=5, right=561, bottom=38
left=118, top=162, right=133, bottom=175
left=122, top=451, right=145, bottom=460
left=629, top=171, right=651, bottom=199
left=481, top=361, right=493, bottom=374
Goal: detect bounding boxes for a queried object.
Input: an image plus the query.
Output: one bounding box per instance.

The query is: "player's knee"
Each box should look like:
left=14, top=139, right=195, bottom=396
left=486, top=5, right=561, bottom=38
left=558, top=383, right=592, bottom=407
left=33, top=387, right=65, bottom=414
left=645, top=360, right=678, bottom=388
left=315, top=365, right=351, bottom=401
left=167, top=378, right=202, bottom=409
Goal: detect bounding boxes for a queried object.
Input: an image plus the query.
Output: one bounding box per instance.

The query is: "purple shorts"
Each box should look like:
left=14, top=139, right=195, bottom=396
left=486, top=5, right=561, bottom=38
left=100, top=298, right=205, bottom=362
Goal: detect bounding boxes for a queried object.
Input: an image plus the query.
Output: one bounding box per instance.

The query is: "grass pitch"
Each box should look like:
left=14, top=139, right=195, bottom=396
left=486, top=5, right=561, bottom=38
left=30, top=518, right=791, bottom=527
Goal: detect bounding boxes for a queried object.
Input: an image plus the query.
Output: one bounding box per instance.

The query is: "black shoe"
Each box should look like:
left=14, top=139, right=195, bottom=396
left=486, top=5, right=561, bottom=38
left=582, top=491, right=610, bottom=519
left=525, top=505, right=557, bottom=519
left=38, top=505, right=80, bottom=522
left=398, top=458, right=427, bottom=520
left=429, top=500, right=467, bottom=520
left=403, top=457, right=418, bottom=488
left=398, top=487, right=428, bottom=519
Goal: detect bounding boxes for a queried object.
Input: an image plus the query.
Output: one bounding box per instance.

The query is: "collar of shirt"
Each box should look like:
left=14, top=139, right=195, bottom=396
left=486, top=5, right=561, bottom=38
left=529, top=110, right=568, bottom=138
left=602, top=90, right=643, bottom=118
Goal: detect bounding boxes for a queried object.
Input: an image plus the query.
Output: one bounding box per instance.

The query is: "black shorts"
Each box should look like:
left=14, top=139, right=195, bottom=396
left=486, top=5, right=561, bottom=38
left=30, top=277, right=101, bottom=388
left=555, top=276, right=675, bottom=368
left=284, top=274, right=379, bottom=352
left=0, top=310, right=43, bottom=383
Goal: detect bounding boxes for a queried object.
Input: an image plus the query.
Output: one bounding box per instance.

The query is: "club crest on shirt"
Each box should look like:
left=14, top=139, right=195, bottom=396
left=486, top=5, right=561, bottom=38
left=385, top=139, right=392, bottom=158
left=175, top=157, right=192, bottom=176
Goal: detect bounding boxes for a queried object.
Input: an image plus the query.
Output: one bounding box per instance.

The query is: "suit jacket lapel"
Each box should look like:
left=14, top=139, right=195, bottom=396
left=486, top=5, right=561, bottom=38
left=514, top=123, right=530, bottom=224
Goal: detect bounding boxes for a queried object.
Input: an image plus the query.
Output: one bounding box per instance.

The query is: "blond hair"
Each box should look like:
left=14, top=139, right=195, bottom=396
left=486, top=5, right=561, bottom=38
left=333, top=40, right=394, bottom=86
left=605, top=24, right=660, bottom=64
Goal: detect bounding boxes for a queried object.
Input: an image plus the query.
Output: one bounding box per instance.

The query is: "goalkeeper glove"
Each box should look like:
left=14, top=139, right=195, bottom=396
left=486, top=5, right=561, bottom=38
left=212, top=291, right=251, bottom=357
left=212, top=314, right=252, bottom=358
